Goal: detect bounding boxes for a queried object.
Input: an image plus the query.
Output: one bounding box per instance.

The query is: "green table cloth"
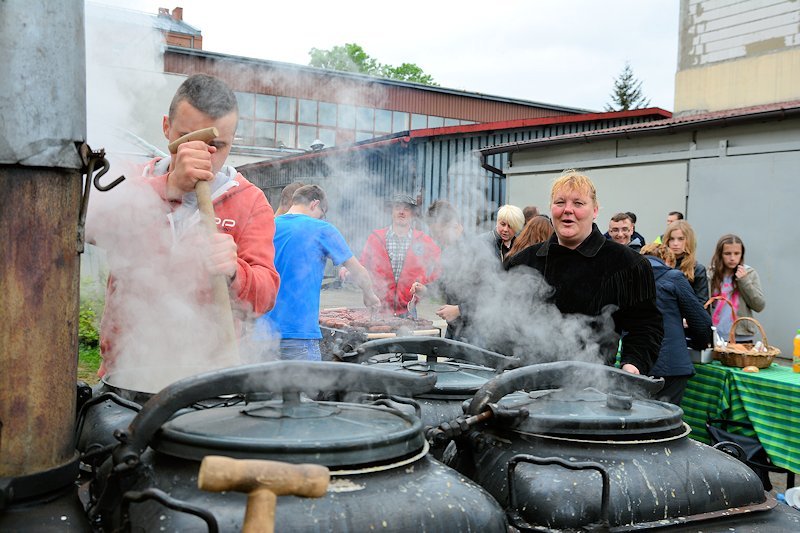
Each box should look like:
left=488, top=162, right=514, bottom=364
left=682, top=361, right=800, bottom=473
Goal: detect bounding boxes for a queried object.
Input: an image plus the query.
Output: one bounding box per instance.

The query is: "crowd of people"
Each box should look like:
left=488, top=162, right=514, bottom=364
left=95, top=74, right=766, bottom=407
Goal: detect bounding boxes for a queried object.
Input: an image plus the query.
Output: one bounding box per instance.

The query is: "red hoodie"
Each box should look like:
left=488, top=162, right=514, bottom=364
left=97, top=161, right=279, bottom=377
left=360, top=228, right=441, bottom=315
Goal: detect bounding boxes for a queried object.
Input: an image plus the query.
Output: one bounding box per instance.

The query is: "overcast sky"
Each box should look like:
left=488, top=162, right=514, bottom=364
left=92, top=0, right=681, bottom=112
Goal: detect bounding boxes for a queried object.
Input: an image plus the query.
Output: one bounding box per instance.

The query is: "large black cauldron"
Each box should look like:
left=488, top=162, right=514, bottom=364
left=342, top=336, right=519, bottom=428
left=444, top=361, right=800, bottom=531
left=86, top=361, right=507, bottom=532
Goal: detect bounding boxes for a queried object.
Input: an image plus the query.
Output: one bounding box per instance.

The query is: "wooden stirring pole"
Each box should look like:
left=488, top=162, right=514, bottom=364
left=198, top=456, right=330, bottom=533
left=168, top=127, right=239, bottom=366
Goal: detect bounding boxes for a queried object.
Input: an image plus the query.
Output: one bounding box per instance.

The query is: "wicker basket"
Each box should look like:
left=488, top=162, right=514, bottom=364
left=713, top=317, right=781, bottom=368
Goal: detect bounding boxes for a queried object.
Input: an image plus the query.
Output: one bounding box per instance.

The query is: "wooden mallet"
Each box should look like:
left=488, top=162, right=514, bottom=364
left=198, top=455, right=330, bottom=533
left=168, top=127, right=239, bottom=366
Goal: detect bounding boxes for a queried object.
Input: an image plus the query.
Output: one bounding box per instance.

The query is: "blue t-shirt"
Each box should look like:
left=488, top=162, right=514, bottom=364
left=261, top=214, right=353, bottom=339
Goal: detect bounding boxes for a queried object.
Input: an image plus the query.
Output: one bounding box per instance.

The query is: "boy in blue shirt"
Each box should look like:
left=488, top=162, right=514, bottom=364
left=260, top=184, right=379, bottom=360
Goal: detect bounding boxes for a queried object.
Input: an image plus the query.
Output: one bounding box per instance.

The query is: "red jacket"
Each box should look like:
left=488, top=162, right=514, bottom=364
left=360, top=228, right=441, bottom=315
left=97, top=161, right=279, bottom=377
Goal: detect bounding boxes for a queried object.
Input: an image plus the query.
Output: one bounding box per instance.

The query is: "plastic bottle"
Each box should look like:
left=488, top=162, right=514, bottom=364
left=793, top=329, right=800, bottom=373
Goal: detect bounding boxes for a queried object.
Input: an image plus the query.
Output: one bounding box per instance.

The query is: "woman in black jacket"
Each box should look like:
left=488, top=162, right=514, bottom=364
left=506, top=171, right=663, bottom=375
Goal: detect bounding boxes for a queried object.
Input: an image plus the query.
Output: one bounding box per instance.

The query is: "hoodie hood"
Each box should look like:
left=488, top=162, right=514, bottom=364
left=145, top=156, right=242, bottom=238
left=646, top=256, right=671, bottom=281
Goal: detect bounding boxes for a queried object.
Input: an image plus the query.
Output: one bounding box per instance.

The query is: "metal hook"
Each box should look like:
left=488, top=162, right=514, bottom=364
left=76, top=143, right=127, bottom=253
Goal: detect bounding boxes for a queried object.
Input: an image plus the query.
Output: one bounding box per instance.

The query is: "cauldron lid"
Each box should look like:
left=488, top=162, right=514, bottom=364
left=370, top=360, right=496, bottom=394
left=153, top=396, right=425, bottom=466
left=500, top=389, right=684, bottom=438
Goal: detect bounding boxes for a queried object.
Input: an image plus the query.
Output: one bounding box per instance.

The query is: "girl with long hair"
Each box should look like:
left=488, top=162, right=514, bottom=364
left=663, top=220, right=708, bottom=304
left=506, top=215, right=554, bottom=259
left=708, top=234, right=765, bottom=342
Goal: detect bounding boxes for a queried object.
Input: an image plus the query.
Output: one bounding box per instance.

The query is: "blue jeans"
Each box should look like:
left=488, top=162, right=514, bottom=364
left=279, top=339, right=322, bottom=361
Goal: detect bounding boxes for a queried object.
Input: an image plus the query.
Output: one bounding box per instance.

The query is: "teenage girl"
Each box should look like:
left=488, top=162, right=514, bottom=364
left=664, top=220, right=708, bottom=304
left=708, top=234, right=765, bottom=342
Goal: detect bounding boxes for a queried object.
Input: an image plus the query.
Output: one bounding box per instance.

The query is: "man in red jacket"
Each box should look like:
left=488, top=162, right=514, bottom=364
left=93, top=74, right=280, bottom=378
left=358, top=194, right=441, bottom=316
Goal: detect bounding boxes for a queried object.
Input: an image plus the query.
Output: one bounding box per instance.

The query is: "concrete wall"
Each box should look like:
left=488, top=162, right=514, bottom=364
left=505, top=116, right=800, bottom=357
left=675, top=0, right=800, bottom=113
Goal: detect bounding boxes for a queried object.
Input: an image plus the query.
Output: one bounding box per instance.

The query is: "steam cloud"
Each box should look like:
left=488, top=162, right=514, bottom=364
left=84, top=3, right=279, bottom=390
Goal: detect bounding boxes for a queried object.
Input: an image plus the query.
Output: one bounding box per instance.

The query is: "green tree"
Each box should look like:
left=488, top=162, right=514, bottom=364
left=309, top=43, right=437, bottom=86
left=605, top=62, right=650, bottom=111
left=380, top=63, right=437, bottom=85
left=309, top=43, right=380, bottom=75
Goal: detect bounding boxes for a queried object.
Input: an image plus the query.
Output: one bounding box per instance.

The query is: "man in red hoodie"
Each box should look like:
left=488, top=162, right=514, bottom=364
left=357, top=194, right=440, bottom=316
left=95, top=74, right=280, bottom=377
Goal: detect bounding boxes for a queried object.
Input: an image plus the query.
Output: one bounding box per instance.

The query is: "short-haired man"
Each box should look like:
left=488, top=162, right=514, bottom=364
left=261, top=185, right=379, bottom=361
left=522, top=205, right=540, bottom=224
left=274, top=181, right=305, bottom=216
left=96, top=74, right=280, bottom=376
left=358, top=194, right=441, bottom=316
left=654, top=211, right=684, bottom=244
left=607, top=212, right=640, bottom=251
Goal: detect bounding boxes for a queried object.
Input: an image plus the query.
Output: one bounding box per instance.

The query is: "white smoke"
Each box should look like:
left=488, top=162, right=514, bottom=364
left=83, top=3, right=279, bottom=389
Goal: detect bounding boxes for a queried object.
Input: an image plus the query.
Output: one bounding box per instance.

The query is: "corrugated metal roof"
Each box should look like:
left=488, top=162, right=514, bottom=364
left=480, top=100, right=800, bottom=155
left=239, top=107, right=671, bottom=170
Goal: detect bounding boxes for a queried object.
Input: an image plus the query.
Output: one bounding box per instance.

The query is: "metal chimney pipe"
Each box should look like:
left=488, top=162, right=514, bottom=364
left=0, top=0, right=85, bottom=490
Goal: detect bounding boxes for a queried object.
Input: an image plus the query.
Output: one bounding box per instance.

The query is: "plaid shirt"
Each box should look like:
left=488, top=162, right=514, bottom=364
left=385, top=227, right=412, bottom=282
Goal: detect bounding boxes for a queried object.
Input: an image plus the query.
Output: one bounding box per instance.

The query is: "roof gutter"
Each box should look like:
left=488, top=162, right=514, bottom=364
left=480, top=153, right=505, bottom=180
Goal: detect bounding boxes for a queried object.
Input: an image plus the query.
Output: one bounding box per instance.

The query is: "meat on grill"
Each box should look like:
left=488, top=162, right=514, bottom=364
left=320, top=308, right=433, bottom=332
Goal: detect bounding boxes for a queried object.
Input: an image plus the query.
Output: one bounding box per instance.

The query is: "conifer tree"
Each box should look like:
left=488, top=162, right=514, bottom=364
left=605, top=62, right=650, bottom=111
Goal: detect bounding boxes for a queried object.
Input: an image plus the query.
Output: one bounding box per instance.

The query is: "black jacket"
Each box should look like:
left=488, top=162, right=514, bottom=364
left=507, top=225, right=663, bottom=374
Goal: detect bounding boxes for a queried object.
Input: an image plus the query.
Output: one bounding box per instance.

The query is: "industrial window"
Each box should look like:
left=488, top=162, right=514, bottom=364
left=318, top=102, right=337, bottom=127
left=277, top=97, right=296, bottom=122
left=318, top=127, right=336, bottom=148
left=356, top=107, right=374, bottom=131
left=444, top=118, right=459, bottom=126
left=392, top=111, right=409, bottom=132
left=235, top=92, right=254, bottom=118
left=338, top=104, right=355, bottom=129
left=237, top=118, right=254, bottom=145
left=298, top=99, right=317, bottom=125
left=276, top=123, right=296, bottom=148
left=428, top=116, right=444, bottom=128
left=255, top=94, right=276, bottom=120
left=298, top=125, right=317, bottom=149
left=411, top=114, right=427, bottom=129
left=254, top=121, right=276, bottom=147
left=355, top=130, right=373, bottom=142
left=375, top=109, right=392, bottom=132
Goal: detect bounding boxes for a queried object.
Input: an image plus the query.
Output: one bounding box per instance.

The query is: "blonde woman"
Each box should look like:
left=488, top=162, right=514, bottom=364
left=506, top=170, right=662, bottom=375
left=663, top=220, right=708, bottom=304
left=482, top=204, right=524, bottom=262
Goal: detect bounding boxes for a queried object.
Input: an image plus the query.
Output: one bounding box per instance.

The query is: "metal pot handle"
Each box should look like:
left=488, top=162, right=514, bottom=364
left=346, top=336, right=521, bottom=371
left=115, top=361, right=436, bottom=461
left=466, top=361, right=663, bottom=415
left=506, top=454, right=610, bottom=531
left=121, top=488, right=218, bottom=533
